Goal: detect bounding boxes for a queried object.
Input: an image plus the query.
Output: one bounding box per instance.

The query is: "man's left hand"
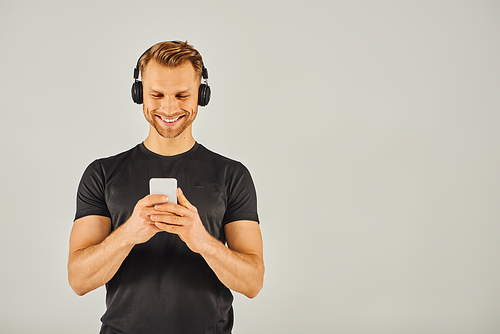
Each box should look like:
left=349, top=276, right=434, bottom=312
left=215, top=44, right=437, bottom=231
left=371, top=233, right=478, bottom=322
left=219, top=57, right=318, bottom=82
left=150, top=187, right=212, bottom=254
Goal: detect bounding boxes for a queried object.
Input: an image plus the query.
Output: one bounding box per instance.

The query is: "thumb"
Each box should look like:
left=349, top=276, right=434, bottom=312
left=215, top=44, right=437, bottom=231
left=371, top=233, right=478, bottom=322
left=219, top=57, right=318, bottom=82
left=177, top=187, right=197, bottom=211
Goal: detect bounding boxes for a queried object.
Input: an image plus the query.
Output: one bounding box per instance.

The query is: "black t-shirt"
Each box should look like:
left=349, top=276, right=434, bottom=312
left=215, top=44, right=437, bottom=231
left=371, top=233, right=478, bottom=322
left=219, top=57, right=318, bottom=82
left=75, top=143, right=259, bottom=334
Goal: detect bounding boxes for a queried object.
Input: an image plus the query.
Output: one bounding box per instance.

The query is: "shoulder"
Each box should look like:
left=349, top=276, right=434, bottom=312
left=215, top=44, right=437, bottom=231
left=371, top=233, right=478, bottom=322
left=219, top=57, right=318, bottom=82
left=197, top=144, right=254, bottom=177
left=95, top=144, right=142, bottom=167
left=83, top=144, right=143, bottom=177
left=195, top=144, right=247, bottom=170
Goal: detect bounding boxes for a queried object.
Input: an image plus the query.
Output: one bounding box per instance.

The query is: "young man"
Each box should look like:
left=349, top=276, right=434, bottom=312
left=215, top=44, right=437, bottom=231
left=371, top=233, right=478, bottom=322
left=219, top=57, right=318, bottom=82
left=68, top=41, right=264, bottom=333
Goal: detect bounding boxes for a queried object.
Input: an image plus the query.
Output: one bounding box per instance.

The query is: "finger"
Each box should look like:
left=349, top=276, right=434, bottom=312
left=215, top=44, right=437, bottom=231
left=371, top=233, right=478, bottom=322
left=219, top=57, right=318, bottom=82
left=142, top=207, right=172, bottom=220
left=140, top=194, right=169, bottom=207
left=131, top=205, right=168, bottom=223
left=155, top=222, right=181, bottom=235
left=150, top=213, right=183, bottom=226
left=153, top=203, right=186, bottom=216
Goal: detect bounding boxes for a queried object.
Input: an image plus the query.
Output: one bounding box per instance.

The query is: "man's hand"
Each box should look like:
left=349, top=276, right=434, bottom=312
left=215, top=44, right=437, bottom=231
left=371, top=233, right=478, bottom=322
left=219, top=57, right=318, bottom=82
left=122, top=194, right=172, bottom=245
left=149, top=188, right=264, bottom=298
left=151, top=188, right=212, bottom=254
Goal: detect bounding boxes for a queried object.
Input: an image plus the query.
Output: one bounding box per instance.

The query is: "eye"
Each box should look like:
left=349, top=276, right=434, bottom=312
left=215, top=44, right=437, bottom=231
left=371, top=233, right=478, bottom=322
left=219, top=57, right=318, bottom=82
left=177, top=94, right=189, bottom=99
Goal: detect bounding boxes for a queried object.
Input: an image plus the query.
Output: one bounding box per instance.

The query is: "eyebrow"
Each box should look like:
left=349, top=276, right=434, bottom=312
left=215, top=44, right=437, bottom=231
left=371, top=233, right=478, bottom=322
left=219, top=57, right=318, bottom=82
left=147, top=88, right=192, bottom=94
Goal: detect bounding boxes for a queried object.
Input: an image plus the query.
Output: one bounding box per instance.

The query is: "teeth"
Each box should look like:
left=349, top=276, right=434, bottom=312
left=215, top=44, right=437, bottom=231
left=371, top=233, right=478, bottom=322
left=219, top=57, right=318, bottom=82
left=160, top=115, right=180, bottom=123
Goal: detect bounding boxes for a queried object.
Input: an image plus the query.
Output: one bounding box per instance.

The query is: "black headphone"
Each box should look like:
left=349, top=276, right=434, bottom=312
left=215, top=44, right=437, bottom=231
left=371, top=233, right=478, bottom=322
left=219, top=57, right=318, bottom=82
left=131, top=43, right=211, bottom=106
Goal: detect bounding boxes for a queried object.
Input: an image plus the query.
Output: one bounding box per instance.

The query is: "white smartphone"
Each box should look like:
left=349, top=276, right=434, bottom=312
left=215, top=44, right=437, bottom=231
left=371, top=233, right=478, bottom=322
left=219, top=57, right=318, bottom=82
left=149, top=178, right=177, bottom=204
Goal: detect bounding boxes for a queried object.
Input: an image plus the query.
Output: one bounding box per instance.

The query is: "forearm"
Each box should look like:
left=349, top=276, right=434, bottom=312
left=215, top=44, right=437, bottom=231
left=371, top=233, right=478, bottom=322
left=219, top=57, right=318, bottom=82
left=68, top=227, right=134, bottom=296
left=201, top=237, right=264, bottom=298
left=151, top=192, right=264, bottom=298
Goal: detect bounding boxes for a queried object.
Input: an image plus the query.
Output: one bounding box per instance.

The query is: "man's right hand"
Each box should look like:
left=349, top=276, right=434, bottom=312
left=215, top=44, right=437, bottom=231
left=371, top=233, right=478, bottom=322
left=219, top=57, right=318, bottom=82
left=121, top=194, right=172, bottom=245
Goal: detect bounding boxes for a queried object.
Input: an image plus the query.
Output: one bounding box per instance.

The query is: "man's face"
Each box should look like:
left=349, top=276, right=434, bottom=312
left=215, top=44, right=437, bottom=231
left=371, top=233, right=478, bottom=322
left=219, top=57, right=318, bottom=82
left=142, top=60, right=200, bottom=139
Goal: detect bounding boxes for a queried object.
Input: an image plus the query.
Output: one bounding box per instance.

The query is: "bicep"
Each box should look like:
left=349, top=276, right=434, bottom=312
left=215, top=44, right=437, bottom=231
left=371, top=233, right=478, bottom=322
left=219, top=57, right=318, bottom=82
left=69, top=215, right=112, bottom=255
left=224, top=220, right=263, bottom=258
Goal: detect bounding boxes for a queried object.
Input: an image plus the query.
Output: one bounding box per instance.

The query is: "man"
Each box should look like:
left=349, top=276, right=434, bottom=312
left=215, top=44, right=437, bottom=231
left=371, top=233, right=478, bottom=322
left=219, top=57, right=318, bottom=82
left=68, top=41, right=264, bottom=333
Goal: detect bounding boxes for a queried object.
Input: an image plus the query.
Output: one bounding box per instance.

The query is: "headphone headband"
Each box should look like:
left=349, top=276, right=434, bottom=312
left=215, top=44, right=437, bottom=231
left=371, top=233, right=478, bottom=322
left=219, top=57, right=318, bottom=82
left=133, top=43, right=208, bottom=80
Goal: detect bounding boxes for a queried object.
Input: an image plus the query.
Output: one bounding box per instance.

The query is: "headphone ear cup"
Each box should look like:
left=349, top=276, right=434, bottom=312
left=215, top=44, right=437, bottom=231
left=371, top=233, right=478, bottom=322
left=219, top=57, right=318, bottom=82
left=198, top=83, right=211, bottom=107
left=131, top=81, right=143, bottom=104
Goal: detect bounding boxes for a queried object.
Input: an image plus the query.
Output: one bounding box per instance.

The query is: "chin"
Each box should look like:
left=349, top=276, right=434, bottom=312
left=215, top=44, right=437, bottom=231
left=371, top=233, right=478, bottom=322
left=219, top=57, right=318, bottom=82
left=153, top=122, right=191, bottom=139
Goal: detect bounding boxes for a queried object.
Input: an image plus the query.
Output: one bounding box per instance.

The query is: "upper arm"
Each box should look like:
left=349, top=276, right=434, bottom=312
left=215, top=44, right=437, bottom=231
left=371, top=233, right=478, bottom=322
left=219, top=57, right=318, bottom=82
left=69, top=215, right=112, bottom=257
left=224, top=220, right=263, bottom=259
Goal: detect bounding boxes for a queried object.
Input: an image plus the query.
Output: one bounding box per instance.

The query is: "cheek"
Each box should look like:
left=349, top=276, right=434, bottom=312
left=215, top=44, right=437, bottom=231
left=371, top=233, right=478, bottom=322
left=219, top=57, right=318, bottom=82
left=179, top=99, right=198, bottom=114
left=142, top=105, right=150, bottom=118
left=143, top=105, right=157, bottom=124
left=143, top=100, right=160, bottom=116
left=144, top=99, right=159, bottom=109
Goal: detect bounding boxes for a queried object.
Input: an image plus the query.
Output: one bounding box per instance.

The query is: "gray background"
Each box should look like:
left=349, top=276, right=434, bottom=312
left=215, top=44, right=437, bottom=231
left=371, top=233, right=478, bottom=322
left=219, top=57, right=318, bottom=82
left=1, top=1, right=499, bottom=333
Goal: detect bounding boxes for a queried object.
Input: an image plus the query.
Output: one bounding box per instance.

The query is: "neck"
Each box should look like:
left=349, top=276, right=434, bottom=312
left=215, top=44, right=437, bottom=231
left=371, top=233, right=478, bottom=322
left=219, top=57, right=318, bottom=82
left=143, top=127, right=196, bottom=156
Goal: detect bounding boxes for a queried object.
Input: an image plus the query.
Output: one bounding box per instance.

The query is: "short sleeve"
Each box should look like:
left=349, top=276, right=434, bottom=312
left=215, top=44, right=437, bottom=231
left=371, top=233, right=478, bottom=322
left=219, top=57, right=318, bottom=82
left=222, top=162, right=259, bottom=225
left=74, top=160, right=111, bottom=221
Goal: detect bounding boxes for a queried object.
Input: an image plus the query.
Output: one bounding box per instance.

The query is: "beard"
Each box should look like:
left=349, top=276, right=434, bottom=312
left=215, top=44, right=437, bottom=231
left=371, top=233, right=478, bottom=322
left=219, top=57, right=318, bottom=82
left=152, top=118, right=190, bottom=138
left=145, top=110, right=196, bottom=139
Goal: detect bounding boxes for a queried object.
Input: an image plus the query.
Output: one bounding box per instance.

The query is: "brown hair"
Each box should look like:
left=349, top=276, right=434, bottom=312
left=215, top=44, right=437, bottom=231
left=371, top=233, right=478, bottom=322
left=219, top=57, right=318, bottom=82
left=138, top=41, right=203, bottom=80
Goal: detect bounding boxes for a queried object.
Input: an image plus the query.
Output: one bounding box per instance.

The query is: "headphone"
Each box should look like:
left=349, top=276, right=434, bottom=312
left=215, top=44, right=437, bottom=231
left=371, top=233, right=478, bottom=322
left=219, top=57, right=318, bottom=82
left=131, top=43, right=211, bottom=106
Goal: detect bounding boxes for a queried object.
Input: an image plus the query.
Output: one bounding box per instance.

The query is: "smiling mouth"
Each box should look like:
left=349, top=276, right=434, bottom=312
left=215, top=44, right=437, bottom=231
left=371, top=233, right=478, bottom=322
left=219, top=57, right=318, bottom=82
left=156, top=114, right=185, bottom=124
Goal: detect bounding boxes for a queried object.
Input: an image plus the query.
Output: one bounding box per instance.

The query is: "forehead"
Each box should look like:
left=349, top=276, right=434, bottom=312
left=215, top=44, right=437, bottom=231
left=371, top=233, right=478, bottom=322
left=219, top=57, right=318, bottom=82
left=142, top=60, right=198, bottom=87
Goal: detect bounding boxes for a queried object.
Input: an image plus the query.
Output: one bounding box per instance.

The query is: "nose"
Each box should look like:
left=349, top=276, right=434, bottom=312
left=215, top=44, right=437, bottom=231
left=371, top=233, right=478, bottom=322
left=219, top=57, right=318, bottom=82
left=159, top=96, right=178, bottom=114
